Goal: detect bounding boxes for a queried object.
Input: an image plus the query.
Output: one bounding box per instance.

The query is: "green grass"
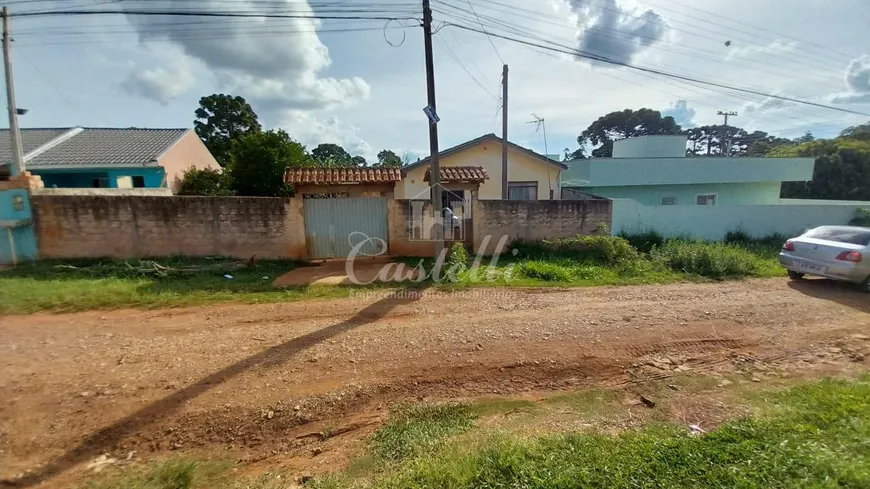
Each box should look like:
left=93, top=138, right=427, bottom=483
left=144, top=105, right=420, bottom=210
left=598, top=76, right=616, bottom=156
left=369, top=403, right=477, bottom=462
left=0, top=258, right=359, bottom=314
left=315, top=376, right=870, bottom=488
left=81, top=457, right=230, bottom=489
left=1, top=233, right=786, bottom=314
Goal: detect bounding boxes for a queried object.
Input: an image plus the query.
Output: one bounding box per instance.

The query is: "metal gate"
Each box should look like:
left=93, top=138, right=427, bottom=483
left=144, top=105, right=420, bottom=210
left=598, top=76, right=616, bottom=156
left=303, top=197, right=388, bottom=259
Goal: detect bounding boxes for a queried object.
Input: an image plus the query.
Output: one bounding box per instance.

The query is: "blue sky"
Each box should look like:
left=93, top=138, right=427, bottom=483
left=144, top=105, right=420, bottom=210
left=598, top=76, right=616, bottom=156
left=8, top=0, right=870, bottom=162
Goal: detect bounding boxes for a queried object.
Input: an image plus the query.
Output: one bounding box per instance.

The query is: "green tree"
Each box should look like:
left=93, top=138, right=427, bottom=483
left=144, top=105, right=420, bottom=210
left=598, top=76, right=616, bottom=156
left=351, top=155, right=367, bottom=166
left=311, top=143, right=352, bottom=166
left=194, top=94, right=262, bottom=166
left=779, top=137, right=870, bottom=200
left=176, top=167, right=234, bottom=196
left=375, top=149, right=403, bottom=168
left=226, top=130, right=309, bottom=196
left=577, top=108, right=682, bottom=157
left=840, top=122, right=870, bottom=141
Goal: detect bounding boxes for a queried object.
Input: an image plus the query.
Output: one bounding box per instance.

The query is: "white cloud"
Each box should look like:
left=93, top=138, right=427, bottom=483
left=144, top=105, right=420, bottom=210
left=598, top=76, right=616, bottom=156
left=661, top=99, right=696, bottom=127
left=743, top=92, right=792, bottom=113
left=120, top=58, right=196, bottom=105
left=278, top=110, right=374, bottom=161
left=121, top=0, right=370, bottom=110
left=566, top=0, right=668, bottom=66
left=725, top=40, right=796, bottom=61
left=829, top=55, right=870, bottom=104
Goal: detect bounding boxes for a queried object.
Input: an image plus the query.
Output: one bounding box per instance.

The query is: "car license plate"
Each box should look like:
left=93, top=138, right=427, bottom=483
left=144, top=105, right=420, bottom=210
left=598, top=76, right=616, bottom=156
left=799, top=263, right=827, bottom=274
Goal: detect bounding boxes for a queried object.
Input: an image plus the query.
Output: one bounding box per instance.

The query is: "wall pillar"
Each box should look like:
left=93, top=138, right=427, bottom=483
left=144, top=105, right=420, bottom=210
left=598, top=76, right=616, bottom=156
left=0, top=172, right=43, bottom=264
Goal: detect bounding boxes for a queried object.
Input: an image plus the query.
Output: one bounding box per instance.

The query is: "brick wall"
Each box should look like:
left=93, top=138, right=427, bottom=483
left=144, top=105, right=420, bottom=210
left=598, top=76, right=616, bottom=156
left=387, top=199, right=436, bottom=257
left=473, top=199, right=612, bottom=255
left=32, top=195, right=306, bottom=259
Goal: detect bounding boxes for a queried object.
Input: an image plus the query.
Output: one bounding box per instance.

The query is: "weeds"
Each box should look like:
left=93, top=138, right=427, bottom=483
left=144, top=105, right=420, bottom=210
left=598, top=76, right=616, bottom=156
left=649, top=240, right=766, bottom=279
left=369, top=403, right=477, bottom=462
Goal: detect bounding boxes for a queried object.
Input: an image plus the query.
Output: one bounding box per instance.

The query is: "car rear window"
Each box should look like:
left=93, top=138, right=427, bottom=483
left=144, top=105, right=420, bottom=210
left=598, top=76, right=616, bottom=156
left=804, top=228, right=870, bottom=245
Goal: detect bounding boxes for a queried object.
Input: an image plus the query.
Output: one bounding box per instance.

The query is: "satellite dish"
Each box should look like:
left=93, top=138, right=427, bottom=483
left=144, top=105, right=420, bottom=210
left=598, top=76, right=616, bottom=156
left=725, top=40, right=732, bottom=47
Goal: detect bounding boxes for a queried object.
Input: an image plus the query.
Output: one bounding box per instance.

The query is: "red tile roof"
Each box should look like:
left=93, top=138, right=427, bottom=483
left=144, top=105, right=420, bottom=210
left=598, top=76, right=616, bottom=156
left=285, top=167, right=402, bottom=184
left=424, top=166, right=488, bottom=183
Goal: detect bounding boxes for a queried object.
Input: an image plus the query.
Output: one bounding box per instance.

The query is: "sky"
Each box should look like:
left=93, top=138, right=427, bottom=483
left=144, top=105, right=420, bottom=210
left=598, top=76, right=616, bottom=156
left=7, top=0, right=870, bottom=162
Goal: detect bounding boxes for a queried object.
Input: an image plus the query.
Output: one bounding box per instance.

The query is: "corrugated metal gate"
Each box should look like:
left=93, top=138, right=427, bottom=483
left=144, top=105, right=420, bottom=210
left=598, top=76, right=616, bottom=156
left=303, top=197, right=388, bottom=259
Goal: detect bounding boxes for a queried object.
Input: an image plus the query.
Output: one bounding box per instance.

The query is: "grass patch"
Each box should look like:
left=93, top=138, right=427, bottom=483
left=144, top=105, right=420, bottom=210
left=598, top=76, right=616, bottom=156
left=345, top=377, right=870, bottom=488
left=0, top=258, right=362, bottom=314
left=369, top=403, right=477, bottom=462
left=81, top=457, right=230, bottom=489
left=650, top=239, right=779, bottom=279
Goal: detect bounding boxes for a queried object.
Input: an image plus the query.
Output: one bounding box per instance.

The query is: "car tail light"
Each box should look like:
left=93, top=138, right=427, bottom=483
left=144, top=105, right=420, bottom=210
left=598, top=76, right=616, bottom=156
left=783, top=241, right=796, bottom=252
left=836, top=251, right=863, bottom=262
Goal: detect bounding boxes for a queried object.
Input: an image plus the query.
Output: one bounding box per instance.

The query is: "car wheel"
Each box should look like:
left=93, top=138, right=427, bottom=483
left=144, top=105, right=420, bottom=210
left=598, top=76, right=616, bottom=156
left=858, top=275, right=870, bottom=293
left=787, top=270, right=805, bottom=280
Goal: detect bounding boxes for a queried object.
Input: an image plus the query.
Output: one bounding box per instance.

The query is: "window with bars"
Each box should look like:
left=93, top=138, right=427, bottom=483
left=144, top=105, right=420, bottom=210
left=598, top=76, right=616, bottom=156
left=661, top=196, right=676, bottom=205
left=696, top=194, right=717, bottom=206
left=507, top=182, right=538, bottom=200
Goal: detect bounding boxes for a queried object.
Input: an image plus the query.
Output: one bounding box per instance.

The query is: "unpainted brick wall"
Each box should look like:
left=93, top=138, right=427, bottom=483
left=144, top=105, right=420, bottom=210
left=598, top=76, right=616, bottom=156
left=472, top=199, right=612, bottom=255
left=31, top=195, right=307, bottom=259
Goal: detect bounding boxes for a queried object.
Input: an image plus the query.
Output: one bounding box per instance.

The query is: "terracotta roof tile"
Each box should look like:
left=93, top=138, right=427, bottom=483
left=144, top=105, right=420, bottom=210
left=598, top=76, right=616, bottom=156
left=424, top=166, right=488, bottom=183
left=285, top=167, right=402, bottom=184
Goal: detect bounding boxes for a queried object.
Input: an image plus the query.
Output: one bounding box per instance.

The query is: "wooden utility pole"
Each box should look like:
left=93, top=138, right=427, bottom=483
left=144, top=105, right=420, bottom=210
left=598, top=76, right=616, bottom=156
left=2, top=7, right=24, bottom=175
left=717, top=110, right=737, bottom=157
left=422, top=0, right=443, bottom=256
left=501, top=64, right=508, bottom=199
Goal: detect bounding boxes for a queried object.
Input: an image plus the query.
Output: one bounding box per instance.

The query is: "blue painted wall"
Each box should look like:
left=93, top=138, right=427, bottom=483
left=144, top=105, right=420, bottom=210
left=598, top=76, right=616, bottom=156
left=32, top=167, right=165, bottom=189
left=0, top=188, right=38, bottom=264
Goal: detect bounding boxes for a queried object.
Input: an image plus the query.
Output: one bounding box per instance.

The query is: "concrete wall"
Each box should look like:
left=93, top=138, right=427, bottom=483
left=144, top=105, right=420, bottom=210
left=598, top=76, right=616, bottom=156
left=562, top=156, right=814, bottom=187
left=32, top=195, right=306, bottom=259
left=157, top=131, right=221, bottom=192
left=579, top=182, right=783, bottom=206
left=473, top=199, right=612, bottom=255
left=611, top=198, right=870, bottom=240
left=396, top=140, right=561, bottom=200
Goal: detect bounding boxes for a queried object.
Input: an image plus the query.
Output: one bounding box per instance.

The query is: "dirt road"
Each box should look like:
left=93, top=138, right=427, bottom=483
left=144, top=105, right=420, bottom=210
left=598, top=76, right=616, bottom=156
left=2, top=278, right=870, bottom=486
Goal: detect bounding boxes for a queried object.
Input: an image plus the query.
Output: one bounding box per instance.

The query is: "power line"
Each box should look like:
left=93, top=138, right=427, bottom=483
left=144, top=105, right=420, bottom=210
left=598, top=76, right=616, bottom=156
left=11, top=9, right=419, bottom=21
left=437, top=34, right=498, bottom=100
left=443, top=22, right=870, bottom=117
left=461, top=0, right=502, bottom=63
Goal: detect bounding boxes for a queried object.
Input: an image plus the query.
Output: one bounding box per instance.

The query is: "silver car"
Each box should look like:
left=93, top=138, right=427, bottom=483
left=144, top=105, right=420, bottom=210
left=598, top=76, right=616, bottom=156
left=779, top=225, right=870, bottom=292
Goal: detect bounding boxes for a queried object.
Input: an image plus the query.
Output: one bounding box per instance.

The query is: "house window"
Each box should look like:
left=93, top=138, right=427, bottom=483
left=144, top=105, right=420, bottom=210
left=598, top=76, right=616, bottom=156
left=696, top=194, right=717, bottom=206
left=507, top=182, right=538, bottom=200
left=132, top=176, right=146, bottom=188
left=92, top=178, right=110, bottom=188
left=661, top=196, right=677, bottom=206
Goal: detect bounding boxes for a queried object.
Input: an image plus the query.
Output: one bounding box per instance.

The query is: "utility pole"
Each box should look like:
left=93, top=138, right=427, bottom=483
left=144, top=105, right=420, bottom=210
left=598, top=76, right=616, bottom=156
left=717, top=110, right=737, bottom=157
left=501, top=64, right=508, bottom=199
left=422, top=0, right=443, bottom=256
left=2, top=7, right=24, bottom=175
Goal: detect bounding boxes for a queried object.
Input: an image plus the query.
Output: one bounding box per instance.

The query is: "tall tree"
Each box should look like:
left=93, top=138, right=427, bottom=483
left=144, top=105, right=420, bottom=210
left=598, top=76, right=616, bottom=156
left=226, top=130, right=310, bottom=196
left=375, top=149, right=403, bottom=168
left=351, top=155, right=367, bottom=166
left=778, top=137, right=870, bottom=201
left=577, top=108, right=682, bottom=157
left=840, top=122, right=870, bottom=141
left=194, top=94, right=262, bottom=166
left=311, top=143, right=352, bottom=166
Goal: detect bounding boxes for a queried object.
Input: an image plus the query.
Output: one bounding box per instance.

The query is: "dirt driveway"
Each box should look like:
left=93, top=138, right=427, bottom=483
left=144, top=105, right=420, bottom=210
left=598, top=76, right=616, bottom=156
left=2, top=278, right=870, bottom=486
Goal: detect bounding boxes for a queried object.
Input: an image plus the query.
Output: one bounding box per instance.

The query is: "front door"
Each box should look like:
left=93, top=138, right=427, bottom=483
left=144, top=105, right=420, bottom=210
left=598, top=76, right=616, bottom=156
left=302, top=196, right=388, bottom=259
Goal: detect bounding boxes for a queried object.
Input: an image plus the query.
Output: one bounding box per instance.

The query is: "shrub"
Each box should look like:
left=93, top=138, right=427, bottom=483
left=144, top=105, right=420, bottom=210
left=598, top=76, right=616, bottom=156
left=849, top=208, right=870, bottom=227
left=546, top=234, right=641, bottom=265
left=619, top=230, right=665, bottom=253
left=650, top=240, right=760, bottom=278
left=516, top=261, right=574, bottom=282
left=724, top=229, right=752, bottom=244
left=445, top=242, right=468, bottom=282
left=176, top=167, right=233, bottom=196
left=510, top=238, right=552, bottom=259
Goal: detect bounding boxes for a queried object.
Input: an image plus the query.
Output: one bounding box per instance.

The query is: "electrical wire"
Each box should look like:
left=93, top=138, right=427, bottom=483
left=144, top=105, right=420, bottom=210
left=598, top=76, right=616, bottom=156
left=442, top=22, right=870, bottom=117
left=438, top=34, right=498, bottom=100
